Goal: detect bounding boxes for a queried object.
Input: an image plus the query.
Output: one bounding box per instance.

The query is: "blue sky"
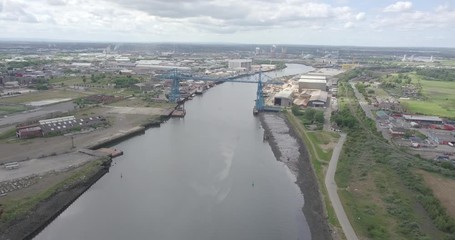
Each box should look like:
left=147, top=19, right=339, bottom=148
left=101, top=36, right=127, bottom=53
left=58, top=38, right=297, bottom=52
left=0, top=0, right=454, bottom=47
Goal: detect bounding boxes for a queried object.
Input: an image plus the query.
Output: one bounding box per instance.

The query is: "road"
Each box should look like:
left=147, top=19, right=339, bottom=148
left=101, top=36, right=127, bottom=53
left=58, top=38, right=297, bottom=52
left=350, top=82, right=373, bottom=119
left=325, top=133, right=359, bottom=240
left=0, top=152, right=98, bottom=182
left=0, top=101, right=75, bottom=127
left=349, top=81, right=392, bottom=142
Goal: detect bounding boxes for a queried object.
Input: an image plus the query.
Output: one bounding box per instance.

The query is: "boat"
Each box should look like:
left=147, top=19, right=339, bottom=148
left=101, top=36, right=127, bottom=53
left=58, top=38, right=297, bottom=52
left=195, top=87, right=204, bottom=95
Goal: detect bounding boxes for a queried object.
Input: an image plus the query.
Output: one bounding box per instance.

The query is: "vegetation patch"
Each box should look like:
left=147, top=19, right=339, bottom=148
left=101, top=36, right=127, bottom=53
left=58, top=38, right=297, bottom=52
left=291, top=106, right=324, bottom=130
left=0, top=159, right=104, bottom=224
left=334, top=69, right=455, bottom=240
left=0, top=90, right=88, bottom=104
left=0, top=105, right=28, bottom=115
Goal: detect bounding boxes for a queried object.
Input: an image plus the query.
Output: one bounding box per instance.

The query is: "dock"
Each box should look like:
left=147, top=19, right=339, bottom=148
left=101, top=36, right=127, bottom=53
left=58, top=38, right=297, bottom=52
left=171, top=109, right=186, bottom=117
left=97, top=148, right=124, bottom=158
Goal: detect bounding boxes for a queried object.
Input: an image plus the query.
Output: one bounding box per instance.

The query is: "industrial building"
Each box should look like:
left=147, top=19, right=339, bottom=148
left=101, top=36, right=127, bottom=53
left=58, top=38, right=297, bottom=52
left=228, top=59, right=252, bottom=71
left=308, top=90, right=328, bottom=107
left=298, top=75, right=327, bottom=91
left=274, top=90, right=293, bottom=107
left=402, top=115, right=443, bottom=125
left=293, top=89, right=328, bottom=108
left=16, top=126, right=43, bottom=139
left=16, top=115, right=107, bottom=139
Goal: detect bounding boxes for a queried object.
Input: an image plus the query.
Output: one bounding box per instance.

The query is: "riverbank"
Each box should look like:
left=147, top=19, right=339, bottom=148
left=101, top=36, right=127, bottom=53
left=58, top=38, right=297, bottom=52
left=259, top=112, right=332, bottom=240
left=0, top=157, right=111, bottom=240
left=0, top=115, right=168, bottom=240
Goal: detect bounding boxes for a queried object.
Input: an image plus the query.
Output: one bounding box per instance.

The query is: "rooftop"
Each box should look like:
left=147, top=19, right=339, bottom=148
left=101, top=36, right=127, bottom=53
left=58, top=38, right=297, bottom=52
left=274, top=90, right=293, bottom=99
left=402, top=115, right=443, bottom=122
left=299, top=79, right=327, bottom=84
left=300, top=75, right=326, bottom=80
left=309, top=90, right=328, bottom=102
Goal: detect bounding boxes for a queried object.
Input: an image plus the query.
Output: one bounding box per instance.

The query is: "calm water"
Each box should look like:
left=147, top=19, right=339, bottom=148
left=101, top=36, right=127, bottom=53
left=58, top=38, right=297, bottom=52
left=35, top=64, right=314, bottom=240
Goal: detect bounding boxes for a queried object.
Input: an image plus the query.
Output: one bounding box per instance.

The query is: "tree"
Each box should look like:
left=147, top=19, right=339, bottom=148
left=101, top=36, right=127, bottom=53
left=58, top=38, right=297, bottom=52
left=82, top=75, right=87, bottom=84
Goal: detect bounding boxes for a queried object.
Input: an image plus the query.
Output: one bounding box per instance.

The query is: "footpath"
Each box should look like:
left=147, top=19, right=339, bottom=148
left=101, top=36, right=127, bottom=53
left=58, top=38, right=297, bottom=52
left=324, top=133, right=359, bottom=240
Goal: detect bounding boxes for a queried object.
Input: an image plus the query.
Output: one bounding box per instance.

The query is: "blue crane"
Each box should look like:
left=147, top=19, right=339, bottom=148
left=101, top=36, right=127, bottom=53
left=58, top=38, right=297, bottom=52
left=158, top=69, right=278, bottom=113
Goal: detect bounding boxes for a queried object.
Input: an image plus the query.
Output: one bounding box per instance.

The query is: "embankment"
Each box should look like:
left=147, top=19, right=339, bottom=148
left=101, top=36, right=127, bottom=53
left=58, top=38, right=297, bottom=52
left=1, top=116, right=167, bottom=240
left=259, top=112, right=332, bottom=240
left=87, top=116, right=166, bottom=150
left=1, top=157, right=111, bottom=240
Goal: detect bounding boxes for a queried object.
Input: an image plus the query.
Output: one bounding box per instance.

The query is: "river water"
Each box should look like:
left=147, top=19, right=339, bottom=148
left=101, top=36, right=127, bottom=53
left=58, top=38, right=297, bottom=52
left=35, top=64, right=314, bottom=240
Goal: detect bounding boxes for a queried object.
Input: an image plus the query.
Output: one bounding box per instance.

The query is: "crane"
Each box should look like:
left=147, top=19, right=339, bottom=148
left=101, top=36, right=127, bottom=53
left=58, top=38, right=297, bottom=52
left=158, top=68, right=279, bottom=113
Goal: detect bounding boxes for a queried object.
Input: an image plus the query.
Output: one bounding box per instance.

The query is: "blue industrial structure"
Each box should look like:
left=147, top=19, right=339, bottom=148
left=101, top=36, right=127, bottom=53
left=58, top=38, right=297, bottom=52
left=159, top=68, right=278, bottom=113
left=254, top=70, right=265, bottom=112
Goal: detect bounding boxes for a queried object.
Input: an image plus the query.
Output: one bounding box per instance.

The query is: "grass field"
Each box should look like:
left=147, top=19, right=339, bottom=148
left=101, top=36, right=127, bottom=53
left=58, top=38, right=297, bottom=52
left=0, top=105, right=28, bottom=115
left=402, top=74, right=455, bottom=118
left=0, top=89, right=89, bottom=104
left=306, top=131, right=338, bottom=161
left=417, top=170, right=455, bottom=219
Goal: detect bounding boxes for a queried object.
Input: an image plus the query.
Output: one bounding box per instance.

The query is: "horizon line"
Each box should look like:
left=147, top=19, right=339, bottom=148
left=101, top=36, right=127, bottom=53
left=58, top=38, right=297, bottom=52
left=1, top=38, right=454, bottom=50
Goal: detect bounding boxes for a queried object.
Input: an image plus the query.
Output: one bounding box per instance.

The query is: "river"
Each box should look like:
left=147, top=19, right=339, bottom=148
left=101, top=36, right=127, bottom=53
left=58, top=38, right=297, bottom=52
left=35, top=64, right=314, bottom=240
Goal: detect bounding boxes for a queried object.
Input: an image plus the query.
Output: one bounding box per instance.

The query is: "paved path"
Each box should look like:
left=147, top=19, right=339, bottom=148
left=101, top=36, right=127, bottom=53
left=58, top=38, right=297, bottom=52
left=0, top=101, right=75, bottom=127
left=350, top=82, right=373, bottom=119
left=325, top=133, right=359, bottom=240
left=0, top=151, right=99, bottom=182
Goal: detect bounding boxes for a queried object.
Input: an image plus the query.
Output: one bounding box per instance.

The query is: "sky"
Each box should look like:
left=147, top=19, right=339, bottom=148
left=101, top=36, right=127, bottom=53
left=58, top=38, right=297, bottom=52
left=0, top=0, right=455, bottom=47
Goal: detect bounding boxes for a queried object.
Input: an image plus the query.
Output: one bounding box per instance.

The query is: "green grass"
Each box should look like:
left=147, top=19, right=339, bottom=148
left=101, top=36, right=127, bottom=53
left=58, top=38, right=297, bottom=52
left=0, top=90, right=88, bottom=104
left=401, top=100, right=455, bottom=118
left=0, top=128, right=16, bottom=139
left=306, top=131, right=337, bottom=162
left=336, top=74, right=454, bottom=239
left=49, top=76, right=85, bottom=85
left=401, top=73, right=455, bottom=118
left=285, top=111, right=342, bottom=236
left=0, top=105, right=27, bottom=115
left=0, top=159, right=105, bottom=224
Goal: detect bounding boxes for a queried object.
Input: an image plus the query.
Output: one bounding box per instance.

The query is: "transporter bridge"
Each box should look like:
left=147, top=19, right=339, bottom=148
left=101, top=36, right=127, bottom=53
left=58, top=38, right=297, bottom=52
left=158, top=68, right=282, bottom=113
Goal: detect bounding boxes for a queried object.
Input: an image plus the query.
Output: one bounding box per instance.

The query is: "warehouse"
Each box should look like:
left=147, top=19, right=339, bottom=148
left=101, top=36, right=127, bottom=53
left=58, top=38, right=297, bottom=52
left=308, top=90, right=328, bottom=107
left=16, top=126, right=43, bottom=139
left=298, top=75, right=327, bottom=91
left=402, top=115, right=443, bottom=125
left=274, top=90, right=293, bottom=107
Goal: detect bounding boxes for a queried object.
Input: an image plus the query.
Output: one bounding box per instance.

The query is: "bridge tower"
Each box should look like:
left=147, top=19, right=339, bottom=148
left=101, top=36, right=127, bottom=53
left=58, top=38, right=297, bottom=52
left=255, top=70, right=264, bottom=112
left=169, top=69, right=181, bottom=103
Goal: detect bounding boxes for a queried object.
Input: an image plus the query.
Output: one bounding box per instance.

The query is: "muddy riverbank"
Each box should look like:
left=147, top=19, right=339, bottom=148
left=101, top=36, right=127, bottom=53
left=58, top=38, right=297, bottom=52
left=260, top=112, right=332, bottom=240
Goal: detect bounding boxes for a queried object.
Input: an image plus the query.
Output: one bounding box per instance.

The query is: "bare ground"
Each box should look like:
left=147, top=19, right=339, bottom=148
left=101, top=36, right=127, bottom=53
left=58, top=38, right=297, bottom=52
left=417, top=169, right=455, bottom=219
left=0, top=105, right=168, bottom=164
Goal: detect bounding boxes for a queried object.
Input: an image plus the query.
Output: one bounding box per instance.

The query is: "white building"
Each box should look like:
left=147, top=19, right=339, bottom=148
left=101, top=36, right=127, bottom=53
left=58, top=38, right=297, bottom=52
left=274, top=90, right=293, bottom=106
left=299, top=75, right=327, bottom=91
left=228, top=59, right=252, bottom=71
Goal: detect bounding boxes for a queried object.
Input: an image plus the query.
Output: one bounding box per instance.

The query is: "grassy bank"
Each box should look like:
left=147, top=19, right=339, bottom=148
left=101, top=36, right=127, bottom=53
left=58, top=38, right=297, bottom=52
left=0, top=158, right=106, bottom=226
left=0, top=105, right=28, bottom=115
left=285, top=110, right=343, bottom=238
left=334, top=70, right=455, bottom=240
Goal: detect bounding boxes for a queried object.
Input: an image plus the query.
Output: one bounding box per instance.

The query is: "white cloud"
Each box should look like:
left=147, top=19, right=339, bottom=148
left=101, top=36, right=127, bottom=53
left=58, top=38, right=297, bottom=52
left=355, top=12, right=365, bottom=21
left=384, top=1, right=413, bottom=13
left=0, top=0, right=454, bottom=47
left=344, top=21, right=354, bottom=28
